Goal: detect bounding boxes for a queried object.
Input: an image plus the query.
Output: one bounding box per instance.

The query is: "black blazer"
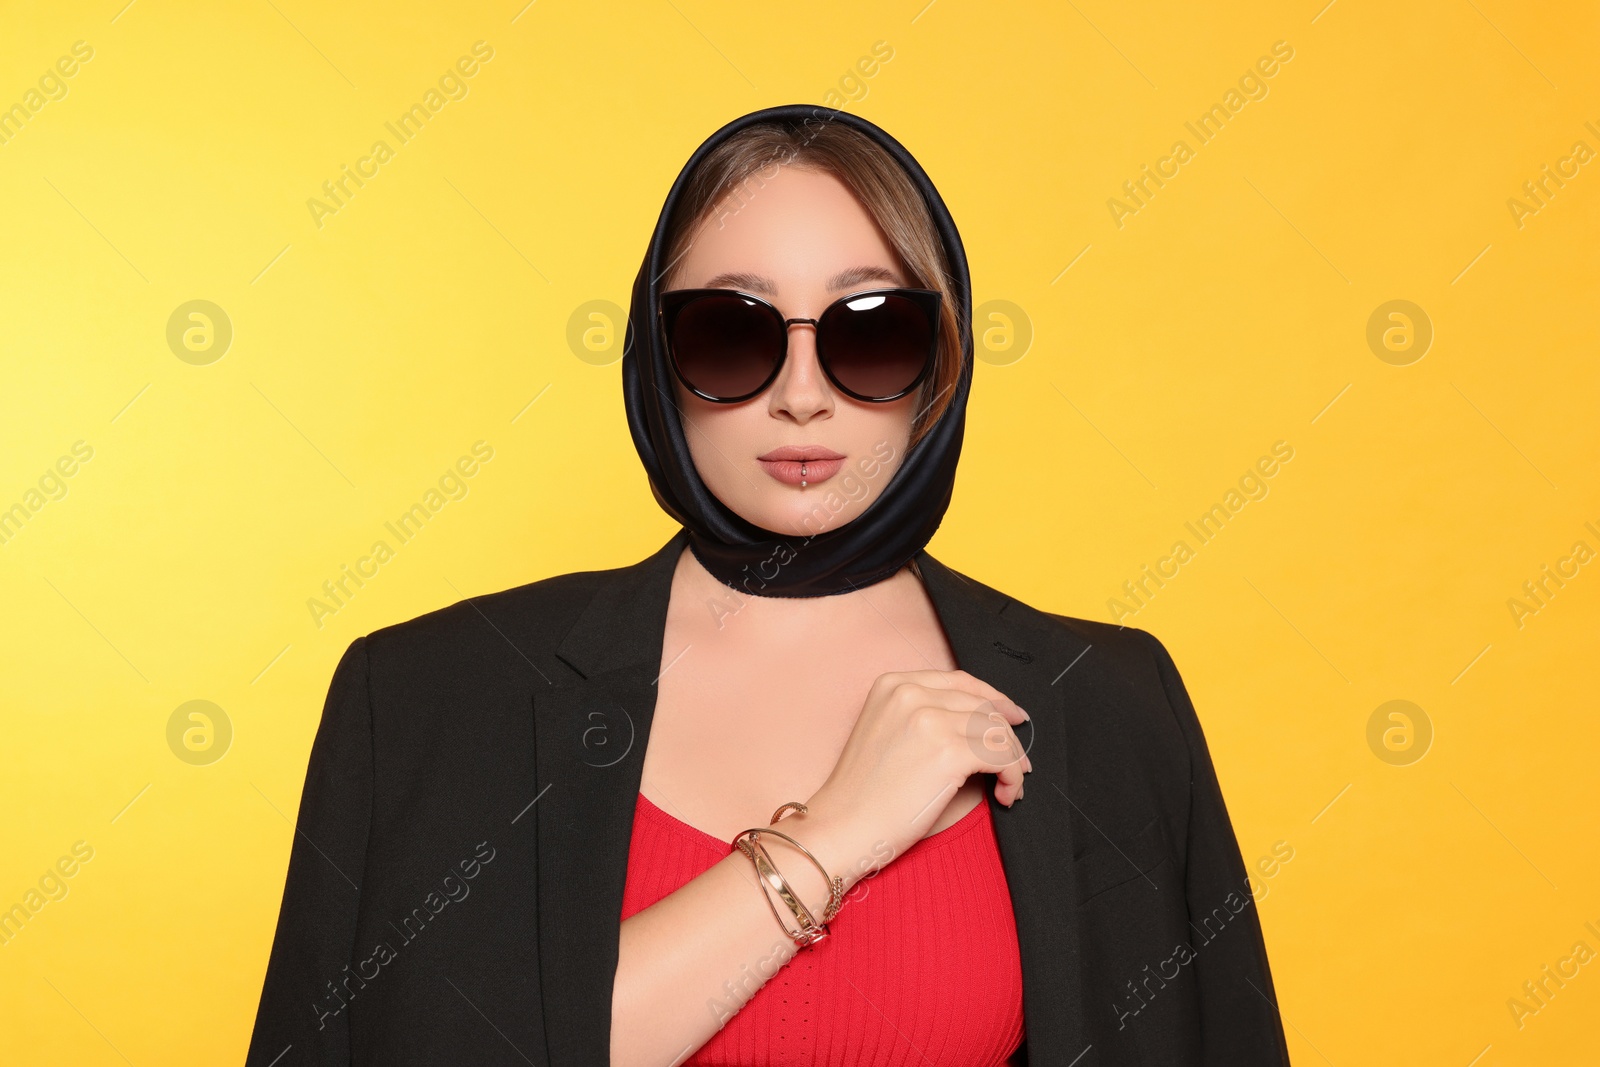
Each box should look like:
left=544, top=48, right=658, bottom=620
left=246, top=530, right=1290, bottom=1066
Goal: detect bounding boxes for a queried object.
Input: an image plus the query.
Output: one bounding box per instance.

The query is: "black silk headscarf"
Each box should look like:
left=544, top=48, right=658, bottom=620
left=621, top=103, right=973, bottom=598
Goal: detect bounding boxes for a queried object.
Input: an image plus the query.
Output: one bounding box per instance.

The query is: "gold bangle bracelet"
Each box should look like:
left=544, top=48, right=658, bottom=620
left=733, top=801, right=847, bottom=946
left=747, top=826, right=846, bottom=923
left=736, top=835, right=825, bottom=946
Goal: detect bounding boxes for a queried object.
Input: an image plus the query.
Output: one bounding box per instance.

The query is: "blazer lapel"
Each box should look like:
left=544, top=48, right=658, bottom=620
left=532, top=531, right=1090, bottom=1066
left=913, top=549, right=1092, bottom=1066
left=532, top=532, right=684, bottom=1065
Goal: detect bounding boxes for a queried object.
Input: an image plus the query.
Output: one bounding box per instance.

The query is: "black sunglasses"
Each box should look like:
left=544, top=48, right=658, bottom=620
left=659, top=286, right=941, bottom=403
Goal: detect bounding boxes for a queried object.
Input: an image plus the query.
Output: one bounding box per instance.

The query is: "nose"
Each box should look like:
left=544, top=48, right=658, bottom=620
left=767, top=320, right=833, bottom=424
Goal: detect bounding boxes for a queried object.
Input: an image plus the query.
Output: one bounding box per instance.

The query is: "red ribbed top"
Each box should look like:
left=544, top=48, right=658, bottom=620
left=620, top=792, right=1025, bottom=1066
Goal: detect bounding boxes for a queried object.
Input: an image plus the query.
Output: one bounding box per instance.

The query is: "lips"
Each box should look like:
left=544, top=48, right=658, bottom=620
left=757, top=445, right=846, bottom=488
left=758, top=445, right=846, bottom=462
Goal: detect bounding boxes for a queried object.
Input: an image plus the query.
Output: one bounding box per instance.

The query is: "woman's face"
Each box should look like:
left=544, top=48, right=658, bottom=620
left=666, top=165, right=917, bottom=538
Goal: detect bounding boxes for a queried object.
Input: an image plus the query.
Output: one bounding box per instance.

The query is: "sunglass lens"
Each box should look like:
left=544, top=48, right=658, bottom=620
left=820, top=292, right=934, bottom=400
left=670, top=293, right=784, bottom=400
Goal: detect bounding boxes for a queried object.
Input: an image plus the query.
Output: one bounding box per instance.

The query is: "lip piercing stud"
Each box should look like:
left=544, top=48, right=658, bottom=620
left=800, top=461, right=808, bottom=488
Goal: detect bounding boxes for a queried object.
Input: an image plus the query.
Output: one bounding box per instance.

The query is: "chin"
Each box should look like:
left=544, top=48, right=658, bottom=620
left=742, top=487, right=867, bottom=539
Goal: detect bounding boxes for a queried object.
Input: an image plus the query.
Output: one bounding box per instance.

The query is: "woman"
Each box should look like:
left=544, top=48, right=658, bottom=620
left=246, top=104, right=1289, bottom=1067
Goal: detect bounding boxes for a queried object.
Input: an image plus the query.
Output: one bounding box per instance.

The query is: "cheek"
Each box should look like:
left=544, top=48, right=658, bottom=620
left=862, top=399, right=916, bottom=462
left=831, top=402, right=914, bottom=501
left=678, top=395, right=754, bottom=479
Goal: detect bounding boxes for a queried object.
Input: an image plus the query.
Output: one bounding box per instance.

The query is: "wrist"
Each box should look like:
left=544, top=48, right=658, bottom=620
left=768, top=804, right=875, bottom=901
left=748, top=833, right=839, bottom=926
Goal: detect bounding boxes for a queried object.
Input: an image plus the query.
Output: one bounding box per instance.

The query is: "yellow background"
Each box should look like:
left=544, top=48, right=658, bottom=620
left=2, top=1, right=1596, bottom=1063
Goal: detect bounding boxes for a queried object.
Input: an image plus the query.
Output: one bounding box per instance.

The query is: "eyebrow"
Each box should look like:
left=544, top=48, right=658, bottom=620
left=698, top=265, right=903, bottom=294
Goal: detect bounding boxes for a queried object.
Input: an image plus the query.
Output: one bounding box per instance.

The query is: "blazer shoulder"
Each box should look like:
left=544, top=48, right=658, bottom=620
left=353, top=559, right=624, bottom=673
left=1035, top=607, right=1188, bottom=722
left=931, top=555, right=1160, bottom=665
left=1042, top=611, right=1176, bottom=679
left=1033, top=602, right=1214, bottom=777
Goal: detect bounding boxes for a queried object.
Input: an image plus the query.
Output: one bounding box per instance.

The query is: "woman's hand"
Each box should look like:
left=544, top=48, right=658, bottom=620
left=612, top=668, right=1030, bottom=1067
left=793, top=668, right=1032, bottom=889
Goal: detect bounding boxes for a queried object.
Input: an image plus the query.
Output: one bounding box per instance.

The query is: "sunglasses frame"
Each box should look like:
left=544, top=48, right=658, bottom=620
left=658, top=286, right=942, bottom=404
